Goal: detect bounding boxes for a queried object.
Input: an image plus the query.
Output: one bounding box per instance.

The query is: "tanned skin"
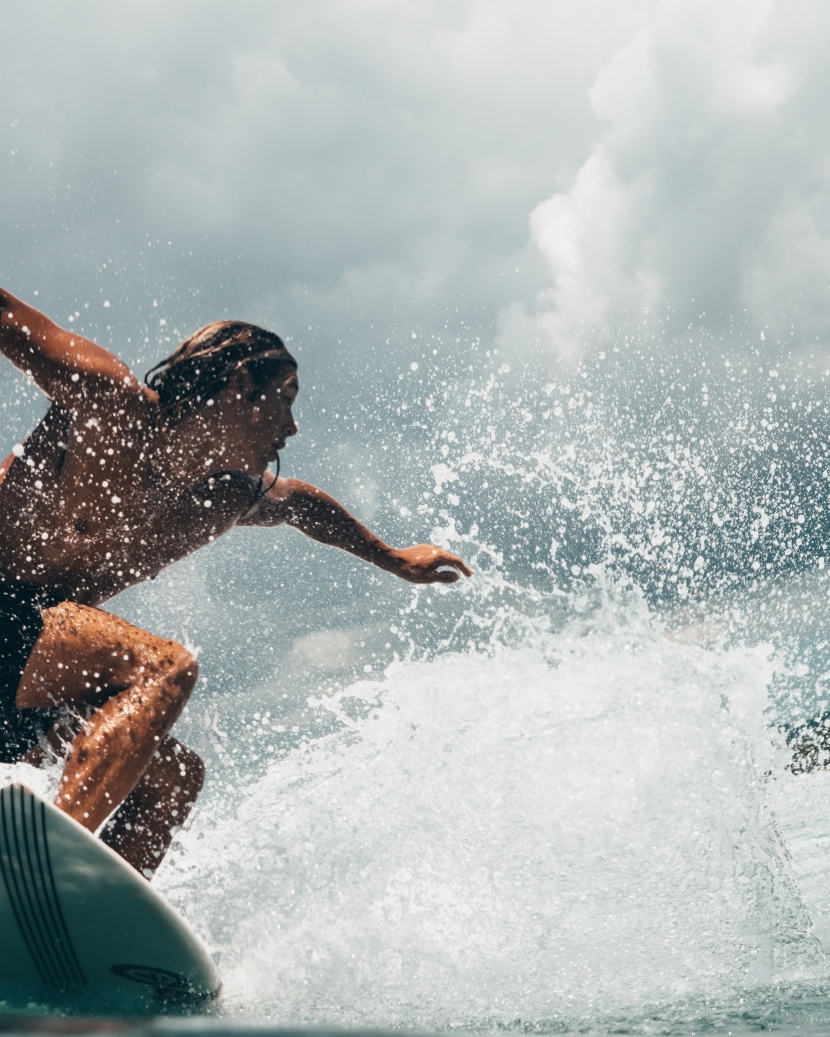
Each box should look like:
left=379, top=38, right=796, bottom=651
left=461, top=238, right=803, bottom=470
left=0, top=287, right=472, bottom=876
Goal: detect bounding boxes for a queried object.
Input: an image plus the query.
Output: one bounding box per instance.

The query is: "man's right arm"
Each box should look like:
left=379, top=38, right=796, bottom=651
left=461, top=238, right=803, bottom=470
left=240, top=477, right=473, bottom=584
left=0, top=286, right=137, bottom=407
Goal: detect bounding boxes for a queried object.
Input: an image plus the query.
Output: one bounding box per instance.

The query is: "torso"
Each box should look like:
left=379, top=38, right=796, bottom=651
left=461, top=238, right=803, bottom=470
left=0, top=391, right=261, bottom=606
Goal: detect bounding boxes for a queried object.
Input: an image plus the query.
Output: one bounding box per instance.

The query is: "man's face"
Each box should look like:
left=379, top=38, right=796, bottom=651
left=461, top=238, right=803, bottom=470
left=251, top=369, right=299, bottom=462
left=211, top=366, right=299, bottom=472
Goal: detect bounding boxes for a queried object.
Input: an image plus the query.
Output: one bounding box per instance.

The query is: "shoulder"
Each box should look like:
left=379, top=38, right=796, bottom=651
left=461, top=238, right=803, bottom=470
left=69, top=376, right=157, bottom=431
left=237, top=473, right=295, bottom=526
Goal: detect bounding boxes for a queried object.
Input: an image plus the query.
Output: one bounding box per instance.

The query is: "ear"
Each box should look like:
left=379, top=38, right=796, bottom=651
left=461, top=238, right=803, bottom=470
left=228, top=365, right=254, bottom=399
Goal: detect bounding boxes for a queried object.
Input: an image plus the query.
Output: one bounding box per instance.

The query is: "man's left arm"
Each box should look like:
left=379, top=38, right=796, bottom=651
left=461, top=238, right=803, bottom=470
left=239, top=477, right=473, bottom=584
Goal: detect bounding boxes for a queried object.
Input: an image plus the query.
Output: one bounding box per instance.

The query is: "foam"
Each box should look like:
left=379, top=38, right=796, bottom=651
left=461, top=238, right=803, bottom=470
left=157, top=580, right=824, bottom=1029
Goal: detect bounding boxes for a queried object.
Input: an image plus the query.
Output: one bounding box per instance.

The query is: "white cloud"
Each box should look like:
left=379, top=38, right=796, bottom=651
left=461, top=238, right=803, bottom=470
left=530, top=0, right=830, bottom=362
left=0, top=0, right=660, bottom=372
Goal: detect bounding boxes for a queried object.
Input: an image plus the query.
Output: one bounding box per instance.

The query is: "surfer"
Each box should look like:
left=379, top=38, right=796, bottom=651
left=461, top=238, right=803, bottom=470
left=0, top=286, right=472, bottom=877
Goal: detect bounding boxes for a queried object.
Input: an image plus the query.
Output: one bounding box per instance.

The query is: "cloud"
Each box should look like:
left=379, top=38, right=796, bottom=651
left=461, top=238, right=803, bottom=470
left=0, top=0, right=660, bottom=377
left=530, top=0, right=830, bottom=362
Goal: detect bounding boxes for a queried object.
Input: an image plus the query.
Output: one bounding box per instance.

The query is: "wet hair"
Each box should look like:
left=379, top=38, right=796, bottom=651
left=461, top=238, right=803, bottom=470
left=145, top=320, right=297, bottom=422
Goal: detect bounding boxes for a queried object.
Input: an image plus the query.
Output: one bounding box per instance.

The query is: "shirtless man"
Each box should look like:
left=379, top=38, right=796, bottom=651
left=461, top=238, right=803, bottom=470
left=0, top=286, right=472, bottom=877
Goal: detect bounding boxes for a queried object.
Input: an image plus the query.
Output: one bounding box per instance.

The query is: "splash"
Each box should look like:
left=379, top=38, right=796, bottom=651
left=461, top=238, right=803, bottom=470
left=148, top=350, right=830, bottom=1028
left=156, top=569, right=824, bottom=1030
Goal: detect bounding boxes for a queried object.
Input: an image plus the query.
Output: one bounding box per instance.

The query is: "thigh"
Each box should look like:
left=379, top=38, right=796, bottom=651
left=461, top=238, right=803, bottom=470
left=16, top=601, right=189, bottom=710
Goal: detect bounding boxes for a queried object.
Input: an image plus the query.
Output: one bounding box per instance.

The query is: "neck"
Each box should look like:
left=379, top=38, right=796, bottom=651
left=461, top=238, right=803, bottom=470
left=156, top=408, right=254, bottom=484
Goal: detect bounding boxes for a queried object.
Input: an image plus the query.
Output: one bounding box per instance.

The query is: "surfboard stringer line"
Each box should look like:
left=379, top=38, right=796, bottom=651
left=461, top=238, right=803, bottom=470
left=0, top=784, right=86, bottom=987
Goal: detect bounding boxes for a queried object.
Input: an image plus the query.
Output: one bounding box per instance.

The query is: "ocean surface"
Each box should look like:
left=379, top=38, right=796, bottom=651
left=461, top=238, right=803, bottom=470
left=4, top=344, right=830, bottom=1034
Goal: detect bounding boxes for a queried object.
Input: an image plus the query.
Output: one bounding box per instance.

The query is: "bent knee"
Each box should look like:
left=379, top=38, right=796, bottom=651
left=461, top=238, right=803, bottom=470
left=158, top=643, right=199, bottom=699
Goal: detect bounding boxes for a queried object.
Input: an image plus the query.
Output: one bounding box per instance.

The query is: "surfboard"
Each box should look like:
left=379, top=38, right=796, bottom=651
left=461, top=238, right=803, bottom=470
left=0, top=782, right=221, bottom=1010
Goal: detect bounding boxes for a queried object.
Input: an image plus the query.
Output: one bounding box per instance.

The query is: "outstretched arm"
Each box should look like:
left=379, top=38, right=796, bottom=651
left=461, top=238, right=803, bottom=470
left=0, top=286, right=136, bottom=407
left=239, top=477, right=473, bottom=584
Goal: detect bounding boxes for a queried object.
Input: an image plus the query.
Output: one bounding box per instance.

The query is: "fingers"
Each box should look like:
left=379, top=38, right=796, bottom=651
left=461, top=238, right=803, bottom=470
left=396, top=544, right=473, bottom=583
left=434, top=569, right=460, bottom=584
left=422, top=561, right=465, bottom=583
left=431, top=554, right=473, bottom=578
left=449, top=556, right=474, bottom=577
left=411, top=572, right=457, bottom=585
left=404, top=566, right=459, bottom=585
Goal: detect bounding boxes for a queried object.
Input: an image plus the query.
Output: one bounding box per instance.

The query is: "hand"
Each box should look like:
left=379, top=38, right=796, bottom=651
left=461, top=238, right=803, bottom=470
left=389, top=543, right=474, bottom=584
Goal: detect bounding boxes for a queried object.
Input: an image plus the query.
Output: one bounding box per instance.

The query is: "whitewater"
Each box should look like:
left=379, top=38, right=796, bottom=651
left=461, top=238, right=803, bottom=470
left=160, top=580, right=826, bottom=1030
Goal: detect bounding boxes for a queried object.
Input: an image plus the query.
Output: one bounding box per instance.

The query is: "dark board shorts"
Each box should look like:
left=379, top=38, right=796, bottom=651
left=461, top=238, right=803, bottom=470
left=0, top=583, right=59, bottom=763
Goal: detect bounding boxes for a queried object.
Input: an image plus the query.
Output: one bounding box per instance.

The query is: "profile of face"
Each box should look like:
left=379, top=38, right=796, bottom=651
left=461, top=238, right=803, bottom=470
left=211, top=367, right=299, bottom=470
left=251, top=369, right=299, bottom=459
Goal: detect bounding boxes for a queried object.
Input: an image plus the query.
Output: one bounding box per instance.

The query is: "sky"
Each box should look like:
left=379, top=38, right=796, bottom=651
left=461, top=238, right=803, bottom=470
left=0, top=0, right=662, bottom=376
left=4, top=0, right=829, bottom=376
left=530, top=0, right=830, bottom=364
left=2, top=0, right=829, bottom=386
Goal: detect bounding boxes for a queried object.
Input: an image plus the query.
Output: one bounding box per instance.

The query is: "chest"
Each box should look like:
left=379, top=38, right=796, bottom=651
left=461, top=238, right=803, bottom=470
left=1, top=399, right=261, bottom=566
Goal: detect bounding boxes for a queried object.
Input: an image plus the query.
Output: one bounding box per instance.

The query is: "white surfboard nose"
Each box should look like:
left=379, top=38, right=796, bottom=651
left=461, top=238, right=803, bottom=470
left=0, top=782, right=221, bottom=1009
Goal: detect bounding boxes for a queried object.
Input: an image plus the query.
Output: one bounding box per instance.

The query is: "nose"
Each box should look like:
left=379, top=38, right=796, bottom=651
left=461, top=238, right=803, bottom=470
left=284, top=415, right=297, bottom=437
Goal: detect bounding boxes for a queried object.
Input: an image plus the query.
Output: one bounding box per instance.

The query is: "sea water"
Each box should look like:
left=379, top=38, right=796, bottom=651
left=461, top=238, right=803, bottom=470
left=5, top=347, right=830, bottom=1033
